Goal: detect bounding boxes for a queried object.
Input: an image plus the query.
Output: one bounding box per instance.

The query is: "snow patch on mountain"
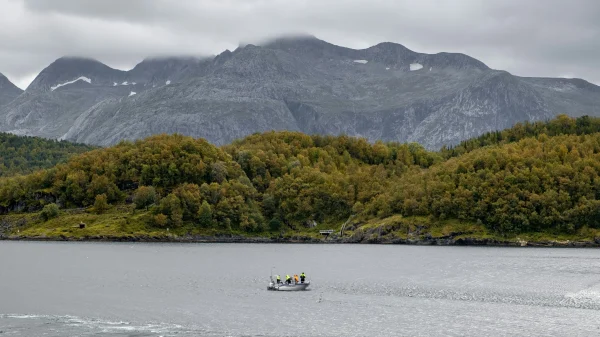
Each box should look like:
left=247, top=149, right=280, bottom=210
left=121, top=81, right=128, bottom=85
left=354, top=60, right=368, bottom=64
left=50, top=76, right=91, bottom=91
left=410, top=63, right=423, bottom=71
left=165, top=80, right=171, bottom=85
left=129, top=91, right=136, bottom=97
left=551, top=83, right=577, bottom=92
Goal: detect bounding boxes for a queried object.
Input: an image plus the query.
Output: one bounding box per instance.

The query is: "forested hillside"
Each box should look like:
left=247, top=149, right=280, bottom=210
left=0, top=133, right=96, bottom=177
left=441, top=114, right=600, bottom=158
left=367, top=132, right=600, bottom=234
left=1, top=115, right=599, bottom=242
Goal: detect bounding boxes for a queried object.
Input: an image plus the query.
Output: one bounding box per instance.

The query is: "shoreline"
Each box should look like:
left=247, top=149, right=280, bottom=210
left=2, top=234, right=599, bottom=247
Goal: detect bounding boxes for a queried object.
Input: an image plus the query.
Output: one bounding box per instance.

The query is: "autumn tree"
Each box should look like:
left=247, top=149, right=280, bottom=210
left=93, top=194, right=109, bottom=214
left=133, top=186, right=157, bottom=210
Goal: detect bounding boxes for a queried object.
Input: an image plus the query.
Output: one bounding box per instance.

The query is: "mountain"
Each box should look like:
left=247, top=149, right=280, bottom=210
left=1, top=35, right=599, bottom=149
left=1, top=57, right=130, bottom=139
left=25, top=57, right=126, bottom=93
left=0, top=56, right=214, bottom=140
left=0, top=73, right=22, bottom=107
left=127, top=56, right=211, bottom=86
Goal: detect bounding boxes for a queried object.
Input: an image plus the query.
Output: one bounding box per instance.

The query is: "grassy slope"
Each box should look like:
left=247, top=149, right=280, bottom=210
left=5, top=208, right=598, bottom=244
left=3, top=205, right=328, bottom=241
left=343, top=215, right=599, bottom=244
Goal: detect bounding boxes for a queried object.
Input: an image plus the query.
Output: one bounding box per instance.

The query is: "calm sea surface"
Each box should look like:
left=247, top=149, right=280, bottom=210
left=1, top=242, right=600, bottom=336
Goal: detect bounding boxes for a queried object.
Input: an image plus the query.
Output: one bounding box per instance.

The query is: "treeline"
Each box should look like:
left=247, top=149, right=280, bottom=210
left=0, top=132, right=96, bottom=177
left=0, top=132, right=438, bottom=232
left=1, top=115, right=600, bottom=235
left=225, top=132, right=440, bottom=229
left=442, top=114, right=600, bottom=158
left=367, top=132, right=600, bottom=234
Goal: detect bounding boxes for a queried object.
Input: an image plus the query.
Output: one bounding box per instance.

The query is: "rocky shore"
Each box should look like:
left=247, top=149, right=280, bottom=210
left=3, top=233, right=600, bottom=247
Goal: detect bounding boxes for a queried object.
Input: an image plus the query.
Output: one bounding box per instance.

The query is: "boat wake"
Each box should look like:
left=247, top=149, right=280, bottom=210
left=321, top=282, right=600, bottom=311
left=563, top=281, right=600, bottom=308
left=0, top=314, right=197, bottom=336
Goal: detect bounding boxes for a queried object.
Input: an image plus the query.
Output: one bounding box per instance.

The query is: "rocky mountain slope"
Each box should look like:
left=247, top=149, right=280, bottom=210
left=0, top=73, right=22, bottom=108
left=1, top=35, right=599, bottom=149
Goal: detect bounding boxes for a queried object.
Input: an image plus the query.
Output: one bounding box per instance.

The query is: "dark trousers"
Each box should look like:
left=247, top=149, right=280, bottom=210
left=300, top=277, right=305, bottom=283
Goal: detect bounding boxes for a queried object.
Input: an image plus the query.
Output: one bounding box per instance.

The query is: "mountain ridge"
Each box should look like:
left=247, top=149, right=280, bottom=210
left=1, top=35, right=599, bottom=150
left=0, top=72, right=23, bottom=107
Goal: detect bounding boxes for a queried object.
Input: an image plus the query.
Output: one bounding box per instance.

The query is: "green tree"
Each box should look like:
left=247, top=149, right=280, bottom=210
left=268, top=216, right=282, bottom=231
left=87, top=174, right=121, bottom=203
left=352, top=201, right=365, bottom=214
left=173, top=183, right=202, bottom=220
left=158, top=193, right=183, bottom=226
left=197, top=200, right=214, bottom=227
left=40, top=203, right=60, bottom=221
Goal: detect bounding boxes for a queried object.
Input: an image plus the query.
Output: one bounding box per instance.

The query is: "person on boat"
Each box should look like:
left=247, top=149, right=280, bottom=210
left=294, top=274, right=299, bottom=284
left=286, top=274, right=291, bottom=284
left=300, top=272, right=306, bottom=283
left=276, top=275, right=281, bottom=284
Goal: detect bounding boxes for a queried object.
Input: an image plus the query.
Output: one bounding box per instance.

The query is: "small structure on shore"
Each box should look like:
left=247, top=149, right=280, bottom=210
left=319, top=229, right=334, bottom=239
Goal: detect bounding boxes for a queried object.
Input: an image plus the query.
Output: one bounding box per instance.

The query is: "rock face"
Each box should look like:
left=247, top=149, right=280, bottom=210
left=0, top=73, right=22, bottom=108
left=1, top=35, right=599, bottom=149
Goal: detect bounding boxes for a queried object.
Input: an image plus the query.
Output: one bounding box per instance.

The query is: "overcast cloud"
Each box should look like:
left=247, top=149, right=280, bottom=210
left=1, top=0, right=599, bottom=89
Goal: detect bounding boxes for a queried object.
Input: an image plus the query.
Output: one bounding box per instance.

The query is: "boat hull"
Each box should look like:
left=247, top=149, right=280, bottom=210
left=268, top=281, right=310, bottom=291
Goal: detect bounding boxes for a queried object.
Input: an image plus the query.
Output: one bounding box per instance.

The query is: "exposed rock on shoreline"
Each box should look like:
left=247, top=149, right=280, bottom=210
left=3, top=234, right=599, bottom=247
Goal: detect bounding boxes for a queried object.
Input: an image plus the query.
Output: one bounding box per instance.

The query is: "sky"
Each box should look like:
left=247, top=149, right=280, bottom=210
left=1, top=0, right=599, bottom=89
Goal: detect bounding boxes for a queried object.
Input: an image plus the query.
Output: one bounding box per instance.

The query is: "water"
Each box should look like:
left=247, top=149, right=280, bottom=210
left=1, top=242, right=600, bottom=336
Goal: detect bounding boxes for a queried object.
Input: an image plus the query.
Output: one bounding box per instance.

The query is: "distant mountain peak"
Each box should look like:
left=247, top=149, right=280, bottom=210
left=0, top=72, right=17, bottom=88
left=54, top=55, right=103, bottom=63
left=261, top=33, right=321, bottom=44
left=26, top=56, right=125, bottom=92
left=261, top=34, right=334, bottom=49
left=138, top=55, right=205, bottom=63
left=259, top=36, right=489, bottom=71
left=47, top=56, right=114, bottom=72
left=0, top=72, right=23, bottom=107
left=240, top=33, right=319, bottom=48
